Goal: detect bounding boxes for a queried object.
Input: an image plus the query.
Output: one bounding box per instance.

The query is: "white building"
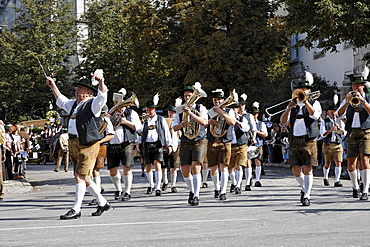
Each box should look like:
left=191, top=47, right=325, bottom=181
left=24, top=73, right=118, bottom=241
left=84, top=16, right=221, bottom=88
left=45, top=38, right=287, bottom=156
left=290, top=33, right=370, bottom=99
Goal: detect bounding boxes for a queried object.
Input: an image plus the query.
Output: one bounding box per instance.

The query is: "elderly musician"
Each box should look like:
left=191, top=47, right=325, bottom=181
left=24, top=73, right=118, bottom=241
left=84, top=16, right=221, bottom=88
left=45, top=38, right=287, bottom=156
left=46, top=72, right=111, bottom=219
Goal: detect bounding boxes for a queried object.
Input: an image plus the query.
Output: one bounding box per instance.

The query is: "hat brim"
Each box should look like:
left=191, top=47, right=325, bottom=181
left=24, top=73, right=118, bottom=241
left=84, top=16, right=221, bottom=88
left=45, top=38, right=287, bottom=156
left=72, top=82, right=98, bottom=93
left=181, top=88, right=194, bottom=95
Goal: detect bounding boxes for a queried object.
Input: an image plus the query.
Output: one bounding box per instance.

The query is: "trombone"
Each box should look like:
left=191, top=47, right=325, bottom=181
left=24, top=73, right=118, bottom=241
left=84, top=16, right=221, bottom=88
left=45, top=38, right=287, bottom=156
left=265, top=89, right=321, bottom=117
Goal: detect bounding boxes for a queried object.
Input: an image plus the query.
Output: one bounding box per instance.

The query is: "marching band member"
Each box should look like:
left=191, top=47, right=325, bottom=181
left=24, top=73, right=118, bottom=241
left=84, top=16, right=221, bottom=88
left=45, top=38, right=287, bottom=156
left=173, top=84, right=208, bottom=206
left=228, top=103, right=249, bottom=194
left=142, top=94, right=172, bottom=196
left=88, top=106, right=115, bottom=206
left=320, top=97, right=346, bottom=188
left=47, top=72, right=112, bottom=219
left=251, top=102, right=268, bottom=187
left=162, top=105, right=181, bottom=193
left=280, top=72, right=322, bottom=206
left=237, top=94, right=257, bottom=191
left=338, top=72, right=370, bottom=200
left=206, top=89, right=236, bottom=201
left=106, top=89, right=142, bottom=201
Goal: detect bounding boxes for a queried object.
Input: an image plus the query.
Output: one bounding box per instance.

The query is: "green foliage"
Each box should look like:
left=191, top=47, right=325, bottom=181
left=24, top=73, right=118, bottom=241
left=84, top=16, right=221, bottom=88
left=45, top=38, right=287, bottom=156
left=0, top=0, right=77, bottom=123
left=280, top=0, right=370, bottom=58
left=79, top=0, right=291, bottom=110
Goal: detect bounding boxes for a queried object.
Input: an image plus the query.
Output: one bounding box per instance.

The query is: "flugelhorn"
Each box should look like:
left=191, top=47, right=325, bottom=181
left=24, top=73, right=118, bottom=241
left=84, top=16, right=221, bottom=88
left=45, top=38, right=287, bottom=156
left=348, top=90, right=361, bottom=108
left=99, top=92, right=139, bottom=135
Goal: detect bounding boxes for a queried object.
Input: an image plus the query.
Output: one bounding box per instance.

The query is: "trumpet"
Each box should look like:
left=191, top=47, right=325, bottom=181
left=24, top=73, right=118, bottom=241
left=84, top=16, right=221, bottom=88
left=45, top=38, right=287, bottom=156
left=265, top=89, right=321, bottom=117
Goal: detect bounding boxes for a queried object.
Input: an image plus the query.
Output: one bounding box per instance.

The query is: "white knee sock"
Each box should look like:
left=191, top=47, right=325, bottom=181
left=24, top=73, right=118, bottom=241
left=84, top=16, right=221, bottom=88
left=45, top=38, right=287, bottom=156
left=362, top=169, right=370, bottom=193
left=162, top=169, right=168, bottom=184
left=245, top=168, right=252, bottom=186
left=123, top=174, right=133, bottom=194
left=235, top=170, right=243, bottom=188
left=334, top=167, right=341, bottom=182
left=212, top=174, right=220, bottom=190
left=220, top=171, right=228, bottom=194
left=193, top=174, right=201, bottom=197
left=304, top=175, right=313, bottom=199
left=87, top=182, right=107, bottom=206
left=146, top=171, right=154, bottom=188
left=255, top=166, right=261, bottom=181
left=171, top=173, right=177, bottom=187
left=295, top=174, right=305, bottom=191
left=155, top=171, right=162, bottom=190
left=323, top=167, right=329, bottom=179
left=72, top=182, right=86, bottom=213
left=348, top=170, right=359, bottom=190
left=229, top=170, right=236, bottom=185
left=202, top=169, right=209, bottom=183
left=184, top=176, right=194, bottom=193
left=94, top=176, right=101, bottom=188
left=110, top=174, right=122, bottom=192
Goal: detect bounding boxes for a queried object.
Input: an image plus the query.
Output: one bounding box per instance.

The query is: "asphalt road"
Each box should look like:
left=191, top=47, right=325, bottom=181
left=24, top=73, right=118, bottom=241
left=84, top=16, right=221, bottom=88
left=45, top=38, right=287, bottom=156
left=1, top=163, right=370, bottom=247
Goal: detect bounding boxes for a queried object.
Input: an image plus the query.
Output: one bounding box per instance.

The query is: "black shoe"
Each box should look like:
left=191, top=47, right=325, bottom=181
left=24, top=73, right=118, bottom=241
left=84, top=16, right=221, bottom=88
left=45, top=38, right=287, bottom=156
left=188, top=191, right=194, bottom=204
left=191, top=196, right=200, bottom=206
left=360, top=193, right=368, bottom=200
left=302, top=198, right=310, bottom=206
left=219, top=193, right=227, bottom=200
left=155, top=189, right=161, bottom=196
left=230, top=184, right=236, bottom=193
left=245, top=185, right=251, bottom=191
left=141, top=172, right=145, bottom=177
left=60, top=209, right=81, bottom=220
left=255, top=181, right=262, bottom=187
left=54, top=169, right=58, bottom=172
left=147, top=187, right=153, bottom=194
left=114, top=191, right=122, bottom=200
left=171, top=187, right=177, bottom=193
left=100, top=187, right=105, bottom=194
left=353, top=188, right=360, bottom=198
left=235, top=187, right=241, bottom=194
left=88, top=198, right=97, bottom=206
left=92, top=203, right=112, bottom=216
left=202, top=182, right=208, bottom=188
left=334, top=181, right=343, bottom=187
left=162, top=183, right=168, bottom=191
left=323, top=179, right=330, bottom=186
left=214, top=190, right=220, bottom=198
left=300, top=190, right=304, bottom=203
left=121, top=192, right=132, bottom=201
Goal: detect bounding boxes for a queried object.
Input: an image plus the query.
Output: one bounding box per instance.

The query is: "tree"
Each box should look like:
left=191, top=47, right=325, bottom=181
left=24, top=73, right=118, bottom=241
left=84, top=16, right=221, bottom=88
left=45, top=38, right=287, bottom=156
left=77, top=0, right=172, bottom=111
left=79, top=0, right=291, bottom=111
left=164, top=0, right=291, bottom=109
left=0, top=0, right=77, bottom=123
left=280, top=0, right=370, bottom=59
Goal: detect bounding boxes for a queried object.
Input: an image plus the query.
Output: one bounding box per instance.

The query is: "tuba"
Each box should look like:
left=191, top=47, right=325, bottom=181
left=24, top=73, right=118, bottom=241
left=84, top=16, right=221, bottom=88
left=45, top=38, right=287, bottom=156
left=182, top=83, right=207, bottom=139
left=99, top=92, right=139, bottom=135
left=209, top=90, right=237, bottom=138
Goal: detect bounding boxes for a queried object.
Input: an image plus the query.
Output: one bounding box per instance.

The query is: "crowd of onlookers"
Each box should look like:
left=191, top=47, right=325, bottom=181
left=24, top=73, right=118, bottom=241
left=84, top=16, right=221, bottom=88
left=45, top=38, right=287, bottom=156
left=1, top=123, right=67, bottom=181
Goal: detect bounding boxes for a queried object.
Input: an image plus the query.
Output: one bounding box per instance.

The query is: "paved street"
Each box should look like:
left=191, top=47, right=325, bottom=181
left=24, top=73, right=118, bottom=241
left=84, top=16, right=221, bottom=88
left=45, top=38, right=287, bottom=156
left=1, top=163, right=370, bottom=246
